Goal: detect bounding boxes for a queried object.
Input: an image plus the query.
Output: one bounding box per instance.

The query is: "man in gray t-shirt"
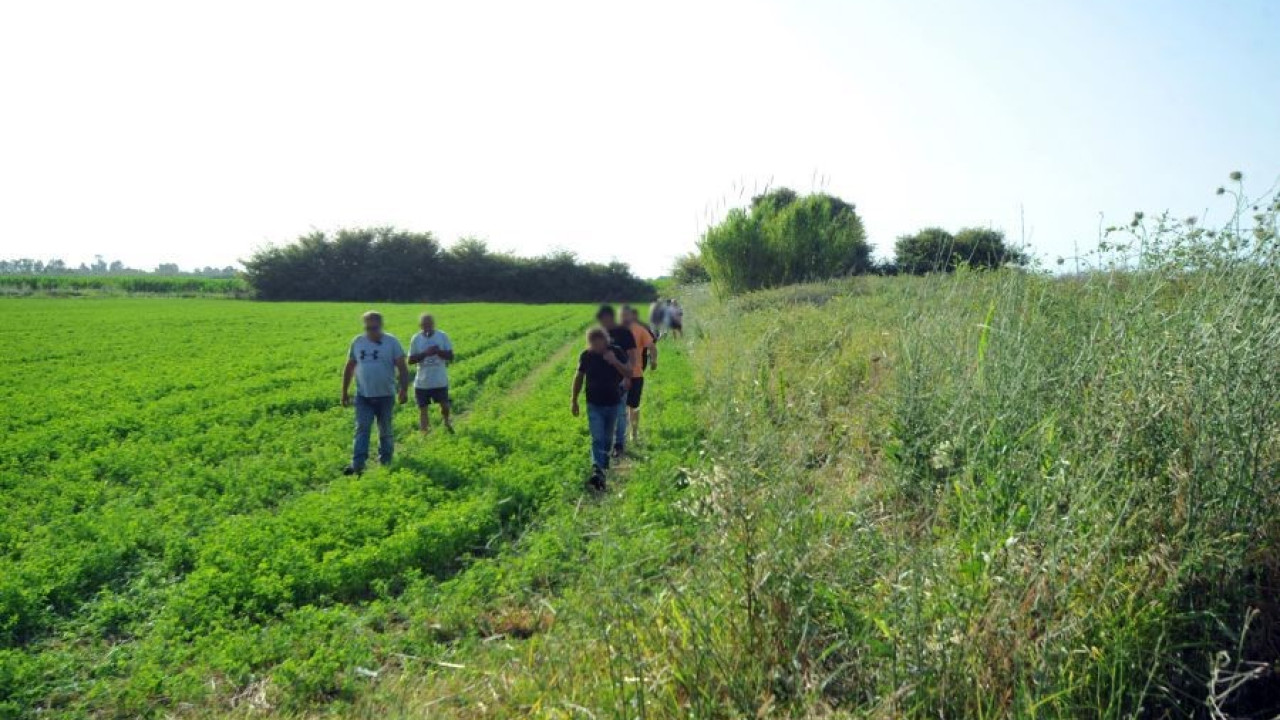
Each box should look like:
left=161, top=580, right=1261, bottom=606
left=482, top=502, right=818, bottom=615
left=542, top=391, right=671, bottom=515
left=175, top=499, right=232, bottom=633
left=341, top=311, right=410, bottom=474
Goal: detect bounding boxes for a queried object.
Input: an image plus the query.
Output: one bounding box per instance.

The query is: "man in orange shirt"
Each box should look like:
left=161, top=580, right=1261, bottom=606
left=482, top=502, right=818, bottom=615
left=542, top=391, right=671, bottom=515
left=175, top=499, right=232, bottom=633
left=621, top=305, right=658, bottom=444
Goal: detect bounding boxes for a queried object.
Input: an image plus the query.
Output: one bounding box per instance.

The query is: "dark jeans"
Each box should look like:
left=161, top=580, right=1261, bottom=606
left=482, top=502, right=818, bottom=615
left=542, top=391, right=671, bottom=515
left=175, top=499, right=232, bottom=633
left=353, top=395, right=395, bottom=469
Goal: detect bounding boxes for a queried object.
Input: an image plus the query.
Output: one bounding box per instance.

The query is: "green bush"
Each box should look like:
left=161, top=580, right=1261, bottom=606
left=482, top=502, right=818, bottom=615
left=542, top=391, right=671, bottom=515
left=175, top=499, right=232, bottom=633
left=699, top=188, right=871, bottom=294
left=895, top=226, right=1029, bottom=274
left=670, top=252, right=710, bottom=285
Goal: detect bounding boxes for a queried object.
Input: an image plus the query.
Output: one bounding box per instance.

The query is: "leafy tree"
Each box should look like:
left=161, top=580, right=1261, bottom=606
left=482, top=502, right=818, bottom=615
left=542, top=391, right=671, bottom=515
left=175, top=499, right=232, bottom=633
left=750, top=187, right=798, bottom=214
left=700, top=188, right=870, bottom=294
left=671, top=252, right=710, bottom=285
left=894, top=227, right=956, bottom=274
left=895, top=226, right=1028, bottom=274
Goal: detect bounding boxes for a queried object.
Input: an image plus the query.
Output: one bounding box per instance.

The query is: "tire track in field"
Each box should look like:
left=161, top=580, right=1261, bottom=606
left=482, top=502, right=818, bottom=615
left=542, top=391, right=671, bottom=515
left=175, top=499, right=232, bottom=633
left=405, top=323, right=586, bottom=441
left=500, top=333, right=585, bottom=404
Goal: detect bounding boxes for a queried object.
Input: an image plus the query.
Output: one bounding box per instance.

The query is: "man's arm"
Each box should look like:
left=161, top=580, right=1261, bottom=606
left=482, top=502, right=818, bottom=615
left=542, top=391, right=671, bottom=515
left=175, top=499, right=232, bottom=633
left=342, top=359, right=356, bottom=406
left=605, top=354, right=632, bottom=378
left=410, top=345, right=454, bottom=363
left=648, top=338, right=659, bottom=371
left=408, top=339, right=427, bottom=364
left=395, top=356, right=411, bottom=402
left=571, top=371, right=584, bottom=416
left=604, top=352, right=633, bottom=390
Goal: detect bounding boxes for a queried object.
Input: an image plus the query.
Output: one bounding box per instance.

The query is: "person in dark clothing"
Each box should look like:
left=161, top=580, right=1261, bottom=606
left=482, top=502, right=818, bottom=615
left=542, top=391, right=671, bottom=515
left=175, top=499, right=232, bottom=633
left=571, top=326, right=632, bottom=490
left=593, top=304, right=637, bottom=457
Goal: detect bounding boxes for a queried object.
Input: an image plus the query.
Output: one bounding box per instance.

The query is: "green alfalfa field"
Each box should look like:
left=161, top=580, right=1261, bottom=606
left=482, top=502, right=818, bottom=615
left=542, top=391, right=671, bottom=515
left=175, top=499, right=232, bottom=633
left=2, top=195, right=1279, bottom=718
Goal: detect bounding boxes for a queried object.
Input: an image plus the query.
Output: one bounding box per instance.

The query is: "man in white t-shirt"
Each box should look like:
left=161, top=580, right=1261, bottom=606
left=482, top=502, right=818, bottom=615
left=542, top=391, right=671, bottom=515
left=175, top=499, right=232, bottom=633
left=408, top=312, right=455, bottom=433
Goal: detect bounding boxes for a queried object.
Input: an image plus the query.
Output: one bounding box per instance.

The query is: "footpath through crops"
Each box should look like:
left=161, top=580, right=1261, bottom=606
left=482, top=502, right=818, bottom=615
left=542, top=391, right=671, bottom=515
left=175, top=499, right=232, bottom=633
left=0, top=298, right=699, bottom=716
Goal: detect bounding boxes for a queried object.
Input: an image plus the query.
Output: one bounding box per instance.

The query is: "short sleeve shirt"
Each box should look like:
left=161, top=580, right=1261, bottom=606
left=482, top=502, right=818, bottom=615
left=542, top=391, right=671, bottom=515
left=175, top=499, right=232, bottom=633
left=410, top=330, right=453, bottom=389
left=628, top=323, right=655, bottom=377
left=607, top=325, right=636, bottom=356
left=578, top=345, right=627, bottom=406
left=649, top=303, right=666, bottom=326
left=347, top=333, right=405, bottom=398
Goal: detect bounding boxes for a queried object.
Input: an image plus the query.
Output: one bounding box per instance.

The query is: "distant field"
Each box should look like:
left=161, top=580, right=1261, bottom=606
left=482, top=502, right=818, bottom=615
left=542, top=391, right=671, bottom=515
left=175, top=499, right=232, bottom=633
left=0, top=298, right=699, bottom=716
left=0, top=275, right=248, bottom=297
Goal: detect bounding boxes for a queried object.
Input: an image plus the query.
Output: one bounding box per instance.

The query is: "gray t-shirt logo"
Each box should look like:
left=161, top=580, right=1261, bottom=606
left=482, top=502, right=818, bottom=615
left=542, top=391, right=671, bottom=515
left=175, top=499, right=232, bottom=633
left=348, top=334, right=405, bottom=398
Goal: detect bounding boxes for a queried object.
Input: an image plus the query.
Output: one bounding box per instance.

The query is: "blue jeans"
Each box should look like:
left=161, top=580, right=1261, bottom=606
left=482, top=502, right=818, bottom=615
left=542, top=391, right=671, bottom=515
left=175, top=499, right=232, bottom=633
left=353, top=395, right=395, bottom=469
left=615, top=398, right=628, bottom=450
left=587, top=402, right=621, bottom=469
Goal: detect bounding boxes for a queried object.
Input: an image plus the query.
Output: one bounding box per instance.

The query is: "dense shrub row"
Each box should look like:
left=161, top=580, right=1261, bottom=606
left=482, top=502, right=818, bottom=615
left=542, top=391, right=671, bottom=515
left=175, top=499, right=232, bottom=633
left=243, top=228, right=656, bottom=302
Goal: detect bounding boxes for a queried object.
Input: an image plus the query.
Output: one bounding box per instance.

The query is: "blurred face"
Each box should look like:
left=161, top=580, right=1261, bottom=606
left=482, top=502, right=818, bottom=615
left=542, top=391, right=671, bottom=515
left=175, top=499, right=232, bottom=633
left=588, top=333, right=608, bottom=353
left=420, top=314, right=435, bottom=334
left=622, top=308, right=637, bottom=325
left=363, top=315, right=383, bottom=338
left=596, top=311, right=616, bottom=328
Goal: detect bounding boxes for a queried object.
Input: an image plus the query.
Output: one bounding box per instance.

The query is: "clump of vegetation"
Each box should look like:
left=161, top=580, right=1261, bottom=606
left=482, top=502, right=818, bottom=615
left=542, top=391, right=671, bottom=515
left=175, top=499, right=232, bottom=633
left=670, top=251, right=710, bottom=285
left=699, top=188, right=871, bottom=294
left=243, top=228, right=655, bottom=302
left=586, top=175, right=1278, bottom=717
left=894, top=225, right=1029, bottom=273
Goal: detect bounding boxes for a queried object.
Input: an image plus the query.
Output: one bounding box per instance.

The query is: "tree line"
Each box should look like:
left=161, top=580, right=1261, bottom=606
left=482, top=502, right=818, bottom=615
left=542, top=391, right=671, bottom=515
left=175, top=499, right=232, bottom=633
left=243, top=228, right=656, bottom=302
left=688, top=187, right=1029, bottom=294
left=0, top=257, right=239, bottom=277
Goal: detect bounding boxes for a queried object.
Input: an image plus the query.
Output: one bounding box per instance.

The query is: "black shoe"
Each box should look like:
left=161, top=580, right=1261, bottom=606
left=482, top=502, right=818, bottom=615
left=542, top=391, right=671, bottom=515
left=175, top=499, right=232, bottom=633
left=588, top=466, right=607, bottom=491
left=612, top=445, right=626, bottom=460
left=444, top=422, right=455, bottom=434
left=343, top=465, right=364, bottom=476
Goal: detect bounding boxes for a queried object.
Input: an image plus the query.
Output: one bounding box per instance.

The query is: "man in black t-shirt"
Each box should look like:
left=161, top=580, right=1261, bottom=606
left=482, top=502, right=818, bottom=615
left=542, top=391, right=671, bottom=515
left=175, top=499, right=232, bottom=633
left=571, top=326, right=632, bottom=490
left=594, top=304, right=637, bottom=458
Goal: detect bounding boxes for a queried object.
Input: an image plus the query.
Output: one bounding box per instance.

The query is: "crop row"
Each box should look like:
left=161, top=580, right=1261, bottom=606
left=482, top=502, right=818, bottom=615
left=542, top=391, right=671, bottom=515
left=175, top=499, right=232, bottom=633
left=0, top=300, right=589, bottom=666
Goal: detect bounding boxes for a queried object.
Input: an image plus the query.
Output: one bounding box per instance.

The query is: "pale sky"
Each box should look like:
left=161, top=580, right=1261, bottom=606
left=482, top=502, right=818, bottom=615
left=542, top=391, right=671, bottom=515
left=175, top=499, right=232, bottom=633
left=1, top=0, right=1277, bottom=277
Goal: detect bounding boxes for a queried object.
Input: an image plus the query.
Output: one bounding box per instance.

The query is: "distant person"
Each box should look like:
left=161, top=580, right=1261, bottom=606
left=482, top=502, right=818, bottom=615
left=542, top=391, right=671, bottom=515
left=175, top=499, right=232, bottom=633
left=571, top=327, right=632, bottom=490
left=408, top=312, right=455, bottom=434
left=667, top=299, right=684, bottom=338
left=649, top=299, right=667, bottom=339
left=341, top=311, right=410, bottom=475
left=595, top=304, right=637, bottom=457
left=621, top=305, right=657, bottom=444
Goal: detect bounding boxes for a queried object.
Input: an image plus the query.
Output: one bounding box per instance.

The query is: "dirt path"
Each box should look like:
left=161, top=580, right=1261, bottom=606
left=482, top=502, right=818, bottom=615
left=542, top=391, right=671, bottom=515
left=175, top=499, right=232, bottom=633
left=403, top=333, right=583, bottom=443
